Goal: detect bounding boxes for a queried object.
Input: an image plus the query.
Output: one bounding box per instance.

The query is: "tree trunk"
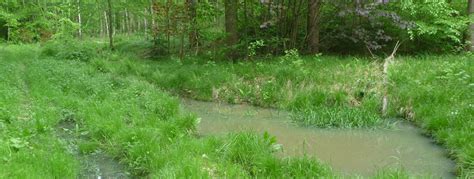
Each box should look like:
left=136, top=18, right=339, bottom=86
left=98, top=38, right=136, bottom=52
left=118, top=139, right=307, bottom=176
left=107, top=0, right=114, bottom=50
left=468, top=0, right=474, bottom=51
left=125, top=9, right=130, bottom=35
left=288, top=0, right=303, bottom=49
left=225, top=0, right=239, bottom=58
left=166, top=0, right=172, bottom=54
left=150, top=0, right=158, bottom=45
left=307, top=0, right=321, bottom=54
left=77, top=0, right=82, bottom=39
left=144, top=8, right=148, bottom=39
left=104, top=11, right=109, bottom=38
left=186, top=0, right=199, bottom=49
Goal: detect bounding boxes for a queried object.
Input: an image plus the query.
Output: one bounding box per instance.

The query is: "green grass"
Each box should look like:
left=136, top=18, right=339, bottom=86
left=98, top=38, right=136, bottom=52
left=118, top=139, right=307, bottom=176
left=0, top=45, right=79, bottom=178
left=0, top=44, right=336, bottom=178
left=1, top=40, right=471, bottom=177
left=92, top=49, right=385, bottom=128
left=83, top=40, right=472, bottom=177
left=389, top=55, right=473, bottom=177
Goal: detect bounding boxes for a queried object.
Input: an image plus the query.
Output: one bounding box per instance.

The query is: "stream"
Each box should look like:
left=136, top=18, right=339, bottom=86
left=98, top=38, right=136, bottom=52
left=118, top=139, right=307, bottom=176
left=182, top=99, right=456, bottom=178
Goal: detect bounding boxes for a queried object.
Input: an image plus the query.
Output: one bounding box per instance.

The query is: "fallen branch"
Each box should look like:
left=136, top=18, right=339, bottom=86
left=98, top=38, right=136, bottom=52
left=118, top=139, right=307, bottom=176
left=365, top=42, right=377, bottom=59
left=381, top=41, right=401, bottom=117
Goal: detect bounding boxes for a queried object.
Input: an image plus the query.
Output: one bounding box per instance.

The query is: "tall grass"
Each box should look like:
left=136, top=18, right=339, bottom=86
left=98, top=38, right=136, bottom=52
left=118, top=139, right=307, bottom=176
left=0, top=45, right=79, bottom=178
left=2, top=40, right=469, bottom=177
left=0, top=44, right=335, bottom=178
left=389, top=55, right=473, bottom=177
left=94, top=40, right=472, bottom=177
left=92, top=44, right=385, bottom=128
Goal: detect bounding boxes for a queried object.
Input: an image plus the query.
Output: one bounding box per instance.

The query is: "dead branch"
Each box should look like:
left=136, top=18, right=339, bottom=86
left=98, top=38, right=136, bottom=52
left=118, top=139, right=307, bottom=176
left=381, top=41, right=400, bottom=117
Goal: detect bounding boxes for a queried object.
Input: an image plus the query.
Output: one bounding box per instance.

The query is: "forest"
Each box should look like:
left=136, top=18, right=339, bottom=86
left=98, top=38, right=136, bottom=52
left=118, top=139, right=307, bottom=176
left=0, top=0, right=473, bottom=178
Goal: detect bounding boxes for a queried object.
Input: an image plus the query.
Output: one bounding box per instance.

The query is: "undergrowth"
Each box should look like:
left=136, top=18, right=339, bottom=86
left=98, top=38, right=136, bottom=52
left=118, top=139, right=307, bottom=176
left=389, top=55, right=473, bottom=177
left=2, top=40, right=471, bottom=177
left=77, top=39, right=473, bottom=177
left=0, top=44, right=335, bottom=178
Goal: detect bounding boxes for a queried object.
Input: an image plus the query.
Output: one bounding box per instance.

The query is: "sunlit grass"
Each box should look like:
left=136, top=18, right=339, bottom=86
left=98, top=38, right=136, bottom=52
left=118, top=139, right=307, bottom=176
left=389, top=55, right=473, bottom=177
left=97, top=40, right=472, bottom=177
left=1, top=41, right=470, bottom=177
left=0, top=44, right=336, bottom=178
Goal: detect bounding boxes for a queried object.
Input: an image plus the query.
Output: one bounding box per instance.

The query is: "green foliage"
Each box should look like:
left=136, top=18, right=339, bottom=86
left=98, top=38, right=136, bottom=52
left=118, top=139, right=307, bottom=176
left=1, top=0, right=471, bottom=54
left=52, top=18, right=79, bottom=40
left=396, top=1, right=469, bottom=52
left=2, top=41, right=473, bottom=177
left=100, top=43, right=384, bottom=128
left=41, top=40, right=98, bottom=62
left=86, top=41, right=472, bottom=177
left=0, top=44, right=338, bottom=178
left=0, top=45, right=79, bottom=178
left=247, top=39, right=265, bottom=58
left=218, top=132, right=277, bottom=175
left=217, top=132, right=332, bottom=178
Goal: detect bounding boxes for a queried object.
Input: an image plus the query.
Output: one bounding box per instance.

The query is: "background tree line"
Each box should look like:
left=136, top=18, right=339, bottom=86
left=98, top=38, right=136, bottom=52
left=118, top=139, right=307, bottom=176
left=0, top=0, right=473, bottom=58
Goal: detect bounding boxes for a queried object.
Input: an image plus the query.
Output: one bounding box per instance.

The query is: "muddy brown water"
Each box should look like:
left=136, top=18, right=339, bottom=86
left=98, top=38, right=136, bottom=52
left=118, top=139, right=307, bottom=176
left=181, top=99, right=456, bottom=178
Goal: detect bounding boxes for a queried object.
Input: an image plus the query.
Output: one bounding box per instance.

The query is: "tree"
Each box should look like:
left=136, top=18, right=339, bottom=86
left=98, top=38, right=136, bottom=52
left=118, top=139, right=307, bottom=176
left=469, top=0, right=474, bottom=51
left=307, top=0, right=321, bottom=54
left=225, top=0, right=239, bottom=58
left=186, top=0, right=198, bottom=49
left=107, top=0, right=114, bottom=50
left=0, top=17, right=8, bottom=40
left=77, top=0, right=82, bottom=39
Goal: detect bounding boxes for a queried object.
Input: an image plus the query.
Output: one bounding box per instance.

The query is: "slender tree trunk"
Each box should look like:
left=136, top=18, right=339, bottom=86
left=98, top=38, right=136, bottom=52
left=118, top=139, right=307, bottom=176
left=7, top=27, right=10, bottom=42
left=107, top=0, right=114, bottom=50
left=125, top=9, right=130, bottom=35
left=100, top=15, right=104, bottom=38
left=132, top=14, right=136, bottom=33
left=104, top=11, right=109, bottom=38
left=150, top=0, right=157, bottom=45
left=307, top=0, right=321, bottom=54
left=279, top=0, right=287, bottom=50
left=186, top=0, right=199, bottom=49
left=122, top=12, right=126, bottom=34
left=113, top=12, right=117, bottom=36
left=144, top=8, right=148, bottom=39
left=468, top=0, right=474, bottom=51
left=166, top=0, right=172, bottom=54
left=77, top=0, right=82, bottom=39
left=225, top=0, right=239, bottom=58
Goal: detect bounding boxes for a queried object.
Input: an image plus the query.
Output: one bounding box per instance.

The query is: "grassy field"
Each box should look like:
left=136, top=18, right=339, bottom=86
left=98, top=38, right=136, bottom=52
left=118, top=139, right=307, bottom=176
left=85, top=39, right=473, bottom=177
left=0, top=44, right=338, bottom=178
left=0, top=41, right=471, bottom=177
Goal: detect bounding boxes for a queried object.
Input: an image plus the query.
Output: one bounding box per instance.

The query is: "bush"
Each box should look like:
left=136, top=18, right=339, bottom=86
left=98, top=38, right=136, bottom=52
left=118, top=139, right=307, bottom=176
left=41, top=40, right=98, bottom=62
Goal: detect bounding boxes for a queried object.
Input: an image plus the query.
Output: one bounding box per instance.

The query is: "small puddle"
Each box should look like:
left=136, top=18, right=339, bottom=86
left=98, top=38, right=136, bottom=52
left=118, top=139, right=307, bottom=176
left=182, top=99, right=456, bottom=178
left=57, top=121, right=130, bottom=179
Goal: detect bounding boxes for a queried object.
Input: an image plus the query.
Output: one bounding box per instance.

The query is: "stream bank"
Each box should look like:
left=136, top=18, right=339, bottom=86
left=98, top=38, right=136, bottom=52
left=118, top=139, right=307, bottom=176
left=182, top=99, right=456, bottom=178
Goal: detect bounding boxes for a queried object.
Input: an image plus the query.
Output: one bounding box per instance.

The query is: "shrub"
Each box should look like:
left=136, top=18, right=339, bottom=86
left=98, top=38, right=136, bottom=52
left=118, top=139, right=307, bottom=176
left=41, top=40, right=98, bottom=62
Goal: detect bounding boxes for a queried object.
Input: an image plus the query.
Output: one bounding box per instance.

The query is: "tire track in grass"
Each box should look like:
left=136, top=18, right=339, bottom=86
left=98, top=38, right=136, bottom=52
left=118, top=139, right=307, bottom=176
left=16, top=62, right=33, bottom=121
left=18, top=52, right=129, bottom=178
left=31, top=58, right=132, bottom=178
left=56, top=121, right=130, bottom=179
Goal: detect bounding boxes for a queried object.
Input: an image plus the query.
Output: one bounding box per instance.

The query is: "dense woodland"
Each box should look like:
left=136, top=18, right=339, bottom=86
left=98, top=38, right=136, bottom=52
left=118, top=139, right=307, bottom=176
left=1, top=0, right=473, bottom=56
left=0, top=0, right=473, bottom=178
